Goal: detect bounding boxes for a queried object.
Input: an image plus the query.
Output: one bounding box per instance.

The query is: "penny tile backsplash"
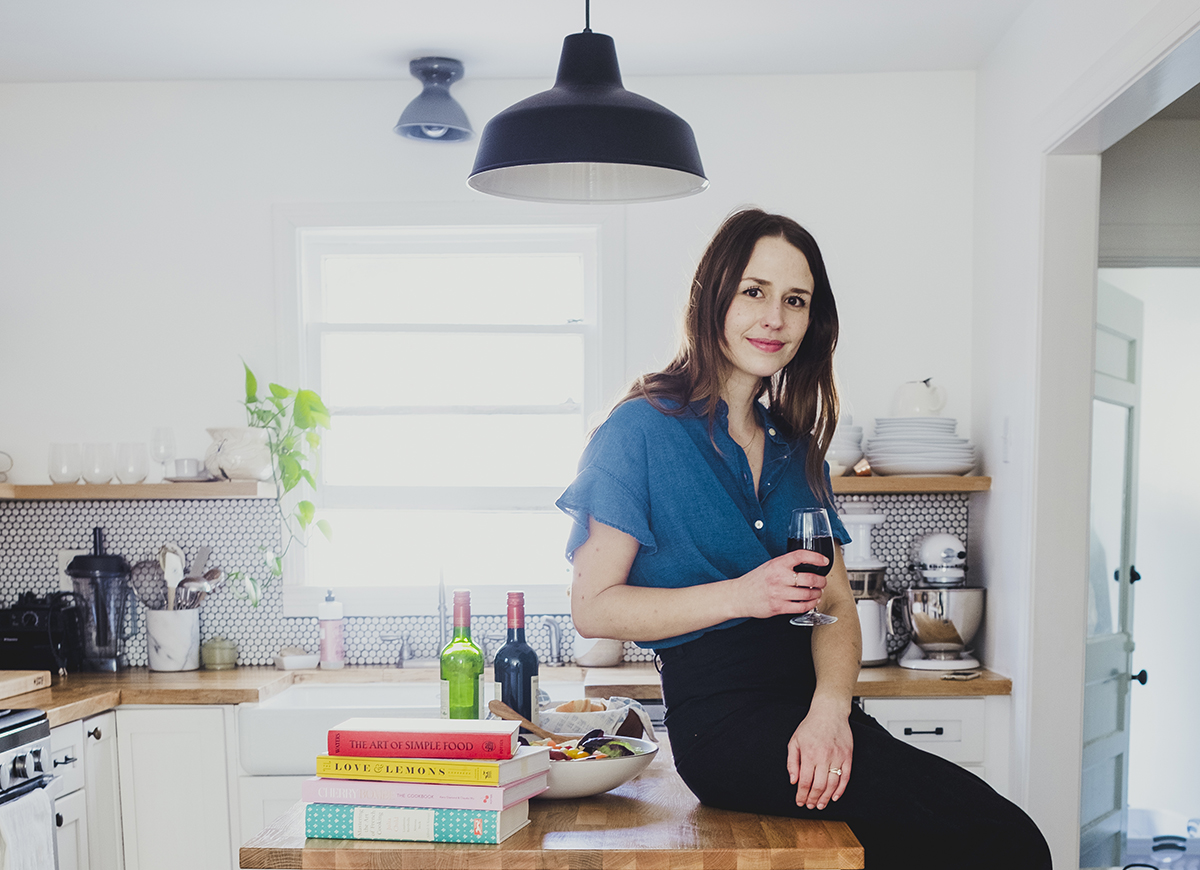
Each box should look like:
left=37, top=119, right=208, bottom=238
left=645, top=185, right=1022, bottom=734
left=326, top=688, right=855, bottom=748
left=0, top=492, right=970, bottom=667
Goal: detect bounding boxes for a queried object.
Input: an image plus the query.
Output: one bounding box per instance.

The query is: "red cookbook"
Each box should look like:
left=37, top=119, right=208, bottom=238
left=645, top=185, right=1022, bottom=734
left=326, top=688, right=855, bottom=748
left=328, top=717, right=521, bottom=760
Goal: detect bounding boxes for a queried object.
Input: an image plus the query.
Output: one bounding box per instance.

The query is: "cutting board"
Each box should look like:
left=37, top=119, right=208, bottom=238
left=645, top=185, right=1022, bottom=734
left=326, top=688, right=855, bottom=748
left=0, top=670, right=52, bottom=701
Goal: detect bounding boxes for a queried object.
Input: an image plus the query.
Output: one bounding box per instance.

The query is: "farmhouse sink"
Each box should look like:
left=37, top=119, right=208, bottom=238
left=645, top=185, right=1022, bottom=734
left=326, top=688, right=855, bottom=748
left=238, top=679, right=587, bottom=775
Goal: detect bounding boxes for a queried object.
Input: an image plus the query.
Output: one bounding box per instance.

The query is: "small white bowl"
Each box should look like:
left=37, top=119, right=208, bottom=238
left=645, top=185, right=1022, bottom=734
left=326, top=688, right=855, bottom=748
left=536, top=735, right=659, bottom=799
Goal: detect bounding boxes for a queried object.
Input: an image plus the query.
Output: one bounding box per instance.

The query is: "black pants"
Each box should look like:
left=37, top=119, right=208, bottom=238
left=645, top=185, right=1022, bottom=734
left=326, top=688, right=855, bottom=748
left=658, top=615, right=1052, bottom=870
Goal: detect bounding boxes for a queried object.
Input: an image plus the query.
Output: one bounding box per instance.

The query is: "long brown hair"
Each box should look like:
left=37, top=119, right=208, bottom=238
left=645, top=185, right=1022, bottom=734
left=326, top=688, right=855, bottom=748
left=618, top=208, right=840, bottom=499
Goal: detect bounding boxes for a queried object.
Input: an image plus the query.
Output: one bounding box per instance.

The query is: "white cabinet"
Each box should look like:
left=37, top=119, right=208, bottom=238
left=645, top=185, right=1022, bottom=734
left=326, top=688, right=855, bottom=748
left=51, top=719, right=89, bottom=870
left=115, top=706, right=238, bottom=870
left=82, top=711, right=124, bottom=870
left=55, top=789, right=90, bottom=870
left=237, top=775, right=309, bottom=846
left=861, top=695, right=1011, bottom=796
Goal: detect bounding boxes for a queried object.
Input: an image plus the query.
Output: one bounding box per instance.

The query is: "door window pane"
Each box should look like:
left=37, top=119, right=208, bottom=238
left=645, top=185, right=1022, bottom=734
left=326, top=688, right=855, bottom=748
left=1088, top=399, right=1129, bottom=637
left=321, top=332, right=584, bottom=407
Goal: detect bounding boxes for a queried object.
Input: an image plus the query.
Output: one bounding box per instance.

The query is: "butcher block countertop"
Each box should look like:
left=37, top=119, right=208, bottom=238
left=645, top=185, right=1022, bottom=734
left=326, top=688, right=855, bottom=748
left=240, top=734, right=865, bottom=870
left=4, top=662, right=1010, bottom=728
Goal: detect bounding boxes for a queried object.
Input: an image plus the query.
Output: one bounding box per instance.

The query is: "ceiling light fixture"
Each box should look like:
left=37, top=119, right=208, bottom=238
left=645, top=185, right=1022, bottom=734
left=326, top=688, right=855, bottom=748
left=467, top=1, right=707, bottom=203
left=395, top=57, right=472, bottom=142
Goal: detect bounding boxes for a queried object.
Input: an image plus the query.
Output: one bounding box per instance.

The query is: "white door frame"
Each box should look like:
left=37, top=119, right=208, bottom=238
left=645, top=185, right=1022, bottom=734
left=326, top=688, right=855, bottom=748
left=1028, top=17, right=1200, bottom=868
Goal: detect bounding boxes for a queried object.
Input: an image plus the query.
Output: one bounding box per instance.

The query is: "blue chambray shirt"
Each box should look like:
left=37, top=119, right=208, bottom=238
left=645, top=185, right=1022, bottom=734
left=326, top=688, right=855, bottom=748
left=556, top=397, right=851, bottom=649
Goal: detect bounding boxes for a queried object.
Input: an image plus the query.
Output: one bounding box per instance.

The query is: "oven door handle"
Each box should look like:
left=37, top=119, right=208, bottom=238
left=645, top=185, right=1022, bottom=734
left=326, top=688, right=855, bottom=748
left=0, top=773, right=56, bottom=806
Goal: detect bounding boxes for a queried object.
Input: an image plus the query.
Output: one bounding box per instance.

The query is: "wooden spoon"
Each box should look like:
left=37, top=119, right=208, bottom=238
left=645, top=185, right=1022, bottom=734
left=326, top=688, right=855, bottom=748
left=487, top=700, right=573, bottom=743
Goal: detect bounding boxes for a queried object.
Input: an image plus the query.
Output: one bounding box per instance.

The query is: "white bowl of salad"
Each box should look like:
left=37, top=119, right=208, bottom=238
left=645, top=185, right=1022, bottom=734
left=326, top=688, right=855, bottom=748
left=531, top=731, right=659, bottom=799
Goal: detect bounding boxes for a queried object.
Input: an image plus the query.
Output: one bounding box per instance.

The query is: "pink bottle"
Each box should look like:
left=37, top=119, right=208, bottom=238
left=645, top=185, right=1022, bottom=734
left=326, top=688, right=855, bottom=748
left=318, top=590, right=345, bottom=669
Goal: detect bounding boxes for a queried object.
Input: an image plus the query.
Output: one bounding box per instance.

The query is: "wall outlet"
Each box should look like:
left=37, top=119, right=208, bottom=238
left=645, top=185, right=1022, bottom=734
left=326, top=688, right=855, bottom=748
left=58, top=549, right=89, bottom=592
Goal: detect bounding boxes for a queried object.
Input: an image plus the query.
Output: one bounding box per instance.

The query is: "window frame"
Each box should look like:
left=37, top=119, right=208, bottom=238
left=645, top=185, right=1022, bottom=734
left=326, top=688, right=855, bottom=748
left=272, top=202, right=626, bottom=617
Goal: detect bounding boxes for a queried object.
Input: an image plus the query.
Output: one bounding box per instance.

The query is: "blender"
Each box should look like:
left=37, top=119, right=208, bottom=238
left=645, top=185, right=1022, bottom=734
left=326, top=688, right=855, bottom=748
left=838, top=507, right=889, bottom=666
left=66, top=527, right=135, bottom=671
left=891, top=532, right=985, bottom=670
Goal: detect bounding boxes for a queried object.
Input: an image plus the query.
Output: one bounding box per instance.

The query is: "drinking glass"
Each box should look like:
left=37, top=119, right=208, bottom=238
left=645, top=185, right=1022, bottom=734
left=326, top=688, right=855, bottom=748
left=82, top=443, right=116, bottom=485
left=116, top=443, right=150, bottom=484
left=787, top=507, right=838, bottom=626
left=150, top=427, right=176, bottom=481
left=49, top=443, right=82, bottom=484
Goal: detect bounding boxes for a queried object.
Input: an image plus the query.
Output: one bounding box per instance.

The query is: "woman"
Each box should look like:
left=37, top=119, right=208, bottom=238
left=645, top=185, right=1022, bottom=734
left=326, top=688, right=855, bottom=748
left=556, top=209, right=1051, bottom=869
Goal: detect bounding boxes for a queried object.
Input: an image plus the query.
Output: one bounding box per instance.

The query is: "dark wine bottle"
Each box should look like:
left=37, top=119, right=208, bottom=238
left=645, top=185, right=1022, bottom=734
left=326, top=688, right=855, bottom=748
left=788, top=535, right=836, bottom=576
left=440, top=589, right=484, bottom=719
left=493, top=591, right=540, bottom=725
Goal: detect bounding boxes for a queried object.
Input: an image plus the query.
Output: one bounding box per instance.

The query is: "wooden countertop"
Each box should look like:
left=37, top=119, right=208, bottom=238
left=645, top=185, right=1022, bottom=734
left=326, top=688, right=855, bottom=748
left=4, top=662, right=1009, bottom=728
left=240, top=735, right=864, bottom=869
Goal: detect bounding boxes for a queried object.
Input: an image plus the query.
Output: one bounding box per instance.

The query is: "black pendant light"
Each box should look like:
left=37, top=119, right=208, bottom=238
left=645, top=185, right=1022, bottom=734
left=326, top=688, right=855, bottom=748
left=395, top=57, right=473, bottom=142
left=468, top=3, right=707, bottom=203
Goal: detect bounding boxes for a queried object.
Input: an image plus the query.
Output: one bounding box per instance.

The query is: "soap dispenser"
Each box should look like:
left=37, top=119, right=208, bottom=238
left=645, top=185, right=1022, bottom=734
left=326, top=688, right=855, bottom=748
left=318, top=590, right=345, bottom=669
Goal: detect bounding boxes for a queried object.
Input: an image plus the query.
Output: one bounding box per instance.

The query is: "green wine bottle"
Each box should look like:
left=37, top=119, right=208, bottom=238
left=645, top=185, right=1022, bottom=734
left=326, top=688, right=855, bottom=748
left=439, top=589, right=484, bottom=719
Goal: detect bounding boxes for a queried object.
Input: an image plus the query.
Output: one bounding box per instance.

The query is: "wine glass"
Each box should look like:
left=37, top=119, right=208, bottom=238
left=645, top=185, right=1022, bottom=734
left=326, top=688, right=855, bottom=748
left=150, top=427, right=176, bottom=481
left=49, top=443, right=82, bottom=484
left=787, top=507, right=838, bottom=627
left=81, top=443, right=115, bottom=484
left=116, top=442, right=150, bottom=484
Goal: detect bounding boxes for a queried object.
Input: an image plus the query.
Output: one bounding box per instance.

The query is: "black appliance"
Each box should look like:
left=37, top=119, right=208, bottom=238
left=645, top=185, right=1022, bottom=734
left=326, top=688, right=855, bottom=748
left=0, top=592, right=85, bottom=676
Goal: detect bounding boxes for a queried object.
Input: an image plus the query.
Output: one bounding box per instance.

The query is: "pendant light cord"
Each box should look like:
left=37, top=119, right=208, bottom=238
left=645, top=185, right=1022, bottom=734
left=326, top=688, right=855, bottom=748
left=584, top=0, right=591, bottom=32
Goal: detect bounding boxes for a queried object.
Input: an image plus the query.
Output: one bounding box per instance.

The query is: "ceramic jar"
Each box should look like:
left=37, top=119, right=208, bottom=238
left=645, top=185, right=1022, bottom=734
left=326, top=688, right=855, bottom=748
left=204, top=427, right=273, bottom=481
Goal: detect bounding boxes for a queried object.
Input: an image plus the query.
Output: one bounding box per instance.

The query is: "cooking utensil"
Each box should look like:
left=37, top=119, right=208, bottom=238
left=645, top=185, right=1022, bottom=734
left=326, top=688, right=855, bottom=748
left=186, top=545, right=211, bottom=579
left=130, top=560, right=168, bottom=610
left=175, top=578, right=210, bottom=610
left=159, top=544, right=184, bottom=611
left=487, top=700, right=572, bottom=743
left=203, top=568, right=225, bottom=595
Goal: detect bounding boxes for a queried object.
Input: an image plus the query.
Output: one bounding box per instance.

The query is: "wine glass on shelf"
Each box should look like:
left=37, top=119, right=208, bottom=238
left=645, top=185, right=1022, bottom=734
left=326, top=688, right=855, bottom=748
left=48, top=443, right=82, bottom=484
left=787, top=507, right=838, bottom=627
left=150, top=427, right=175, bottom=481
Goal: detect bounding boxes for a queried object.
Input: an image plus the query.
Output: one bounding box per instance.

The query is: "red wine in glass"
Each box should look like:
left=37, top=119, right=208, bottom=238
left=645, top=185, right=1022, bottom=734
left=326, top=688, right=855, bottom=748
left=787, top=507, right=838, bottom=626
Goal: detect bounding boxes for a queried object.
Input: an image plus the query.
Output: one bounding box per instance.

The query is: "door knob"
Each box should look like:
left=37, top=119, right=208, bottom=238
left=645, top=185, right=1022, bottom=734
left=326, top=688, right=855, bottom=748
left=1131, top=669, right=1148, bottom=685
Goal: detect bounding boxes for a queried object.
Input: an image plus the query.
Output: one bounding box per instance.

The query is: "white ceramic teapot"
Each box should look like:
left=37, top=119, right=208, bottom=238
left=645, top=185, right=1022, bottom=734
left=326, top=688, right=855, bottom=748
left=890, top=379, right=947, bottom=417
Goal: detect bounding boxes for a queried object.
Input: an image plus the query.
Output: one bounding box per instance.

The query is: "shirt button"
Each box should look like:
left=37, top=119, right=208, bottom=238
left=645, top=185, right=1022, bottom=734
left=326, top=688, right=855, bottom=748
left=768, top=428, right=776, bottom=436
left=754, top=520, right=764, bottom=530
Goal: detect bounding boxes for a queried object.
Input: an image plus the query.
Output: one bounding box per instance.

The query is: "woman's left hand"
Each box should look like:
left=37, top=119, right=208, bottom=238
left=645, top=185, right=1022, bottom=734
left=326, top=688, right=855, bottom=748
left=786, top=700, right=853, bottom=810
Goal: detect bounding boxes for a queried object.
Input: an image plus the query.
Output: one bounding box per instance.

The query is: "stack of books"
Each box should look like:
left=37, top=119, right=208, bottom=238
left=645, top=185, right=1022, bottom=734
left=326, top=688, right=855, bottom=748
left=303, top=717, right=551, bottom=844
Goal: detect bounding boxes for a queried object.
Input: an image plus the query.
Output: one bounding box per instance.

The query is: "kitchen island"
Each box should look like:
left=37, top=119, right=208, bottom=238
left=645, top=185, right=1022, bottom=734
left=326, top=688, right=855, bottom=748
left=239, top=734, right=865, bottom=870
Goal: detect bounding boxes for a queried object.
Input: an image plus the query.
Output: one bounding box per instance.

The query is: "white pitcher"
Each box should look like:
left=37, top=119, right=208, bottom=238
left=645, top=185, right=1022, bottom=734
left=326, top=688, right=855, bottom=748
left=890, top=379, right=947, bottom=417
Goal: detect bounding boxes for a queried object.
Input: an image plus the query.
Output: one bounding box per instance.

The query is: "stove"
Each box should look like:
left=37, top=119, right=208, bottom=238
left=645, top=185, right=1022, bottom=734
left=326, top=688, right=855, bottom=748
left=0, top=708, right=58, bottom=867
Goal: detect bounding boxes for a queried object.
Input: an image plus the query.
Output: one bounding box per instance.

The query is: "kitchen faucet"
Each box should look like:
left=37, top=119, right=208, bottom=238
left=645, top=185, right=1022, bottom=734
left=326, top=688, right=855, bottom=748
left=540, top=615, right=564, bottom=667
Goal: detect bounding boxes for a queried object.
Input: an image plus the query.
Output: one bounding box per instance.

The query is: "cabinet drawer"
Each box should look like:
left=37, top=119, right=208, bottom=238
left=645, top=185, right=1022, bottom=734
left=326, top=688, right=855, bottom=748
left=861, top=697, right=985, bottom=763
left=51, top=719, right=86, bottom=796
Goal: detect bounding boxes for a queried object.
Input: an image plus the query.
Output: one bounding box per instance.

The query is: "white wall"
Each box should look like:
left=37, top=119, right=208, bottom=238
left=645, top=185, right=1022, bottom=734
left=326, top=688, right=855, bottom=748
left=0, top=71, right=976, bottom=481
left=972, top=0, right=1200, bottom=865
left=1098, top=267, right=1200, bottom=819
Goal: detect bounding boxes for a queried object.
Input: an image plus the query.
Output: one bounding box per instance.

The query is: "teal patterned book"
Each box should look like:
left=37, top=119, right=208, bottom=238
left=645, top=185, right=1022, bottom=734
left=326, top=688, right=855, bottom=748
left=304, top=800, right=530, bottom=844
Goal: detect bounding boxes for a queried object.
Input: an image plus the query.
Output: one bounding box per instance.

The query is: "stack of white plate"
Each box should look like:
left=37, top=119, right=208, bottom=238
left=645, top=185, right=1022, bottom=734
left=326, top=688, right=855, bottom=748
left=826, top=418, right=863, bottom=475
left=865, top=417, right=977, bottom=476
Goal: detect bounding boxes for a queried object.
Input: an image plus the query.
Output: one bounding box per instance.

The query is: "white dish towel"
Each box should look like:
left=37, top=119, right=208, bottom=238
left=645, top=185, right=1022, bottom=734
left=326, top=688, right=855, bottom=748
left=0, top=787, right=56, bottom=870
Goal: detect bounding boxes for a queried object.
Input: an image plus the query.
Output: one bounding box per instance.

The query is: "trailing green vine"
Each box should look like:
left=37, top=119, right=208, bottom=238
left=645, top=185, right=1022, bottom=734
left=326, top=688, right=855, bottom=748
left=229, top=361, right=332, bottom=606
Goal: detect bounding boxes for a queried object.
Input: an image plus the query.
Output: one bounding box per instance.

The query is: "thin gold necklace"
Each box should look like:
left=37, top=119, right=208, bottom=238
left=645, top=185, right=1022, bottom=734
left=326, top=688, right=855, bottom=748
left=732, top=426, right=760, bottom=452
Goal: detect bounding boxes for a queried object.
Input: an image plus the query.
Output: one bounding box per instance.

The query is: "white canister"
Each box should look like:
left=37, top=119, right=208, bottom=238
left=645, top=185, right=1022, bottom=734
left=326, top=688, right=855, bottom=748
left=146, top=609, right=201, bottom=671
left=204, top=427, right=273, bottom=481
left=856, top=598, right=889, bottom=667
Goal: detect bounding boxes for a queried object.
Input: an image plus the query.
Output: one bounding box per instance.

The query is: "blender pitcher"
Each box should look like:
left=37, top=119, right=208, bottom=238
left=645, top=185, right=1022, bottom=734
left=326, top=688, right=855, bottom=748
left=67, top=527, right=135, bottom=671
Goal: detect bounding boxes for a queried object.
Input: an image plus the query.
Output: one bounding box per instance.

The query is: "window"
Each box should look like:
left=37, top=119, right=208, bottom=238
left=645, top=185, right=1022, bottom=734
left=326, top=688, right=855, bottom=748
left=276, top=205, right=624, bottom=616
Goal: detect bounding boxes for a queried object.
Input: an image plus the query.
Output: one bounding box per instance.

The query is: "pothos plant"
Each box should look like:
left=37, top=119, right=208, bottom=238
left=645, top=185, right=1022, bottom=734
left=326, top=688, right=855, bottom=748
left=230, top=361, right=332, bottom=606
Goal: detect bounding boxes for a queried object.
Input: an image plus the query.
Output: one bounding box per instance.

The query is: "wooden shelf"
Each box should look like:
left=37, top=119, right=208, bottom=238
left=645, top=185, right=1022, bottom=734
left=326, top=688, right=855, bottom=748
left=832, top=475, right=991, bottom=494
left=0, top=481, right=274, bottom=500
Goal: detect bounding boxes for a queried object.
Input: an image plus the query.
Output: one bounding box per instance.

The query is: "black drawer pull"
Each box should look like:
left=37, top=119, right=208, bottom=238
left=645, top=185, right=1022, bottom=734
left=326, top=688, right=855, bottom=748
left=56, top=813, right=63, bottom=828
left=904, top=727, right=944, bottom=736
left=53, top=755, right=78, bottom=767
left=87, top=727, right=102, bottom=740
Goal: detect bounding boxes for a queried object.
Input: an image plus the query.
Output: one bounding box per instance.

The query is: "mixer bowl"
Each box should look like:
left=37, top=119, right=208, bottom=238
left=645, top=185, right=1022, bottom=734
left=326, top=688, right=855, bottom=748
left=903, top=587, right=984, bottom=659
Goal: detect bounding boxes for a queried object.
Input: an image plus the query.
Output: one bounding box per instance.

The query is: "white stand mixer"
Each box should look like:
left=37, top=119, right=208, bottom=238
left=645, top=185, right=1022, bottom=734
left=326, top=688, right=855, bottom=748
left=895, top=532, right=983, bottom=670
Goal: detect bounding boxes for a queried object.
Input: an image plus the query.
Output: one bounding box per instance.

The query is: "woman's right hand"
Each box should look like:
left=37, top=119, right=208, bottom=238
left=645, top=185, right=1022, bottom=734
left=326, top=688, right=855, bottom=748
left=737, top=550, right=829, bottom=619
